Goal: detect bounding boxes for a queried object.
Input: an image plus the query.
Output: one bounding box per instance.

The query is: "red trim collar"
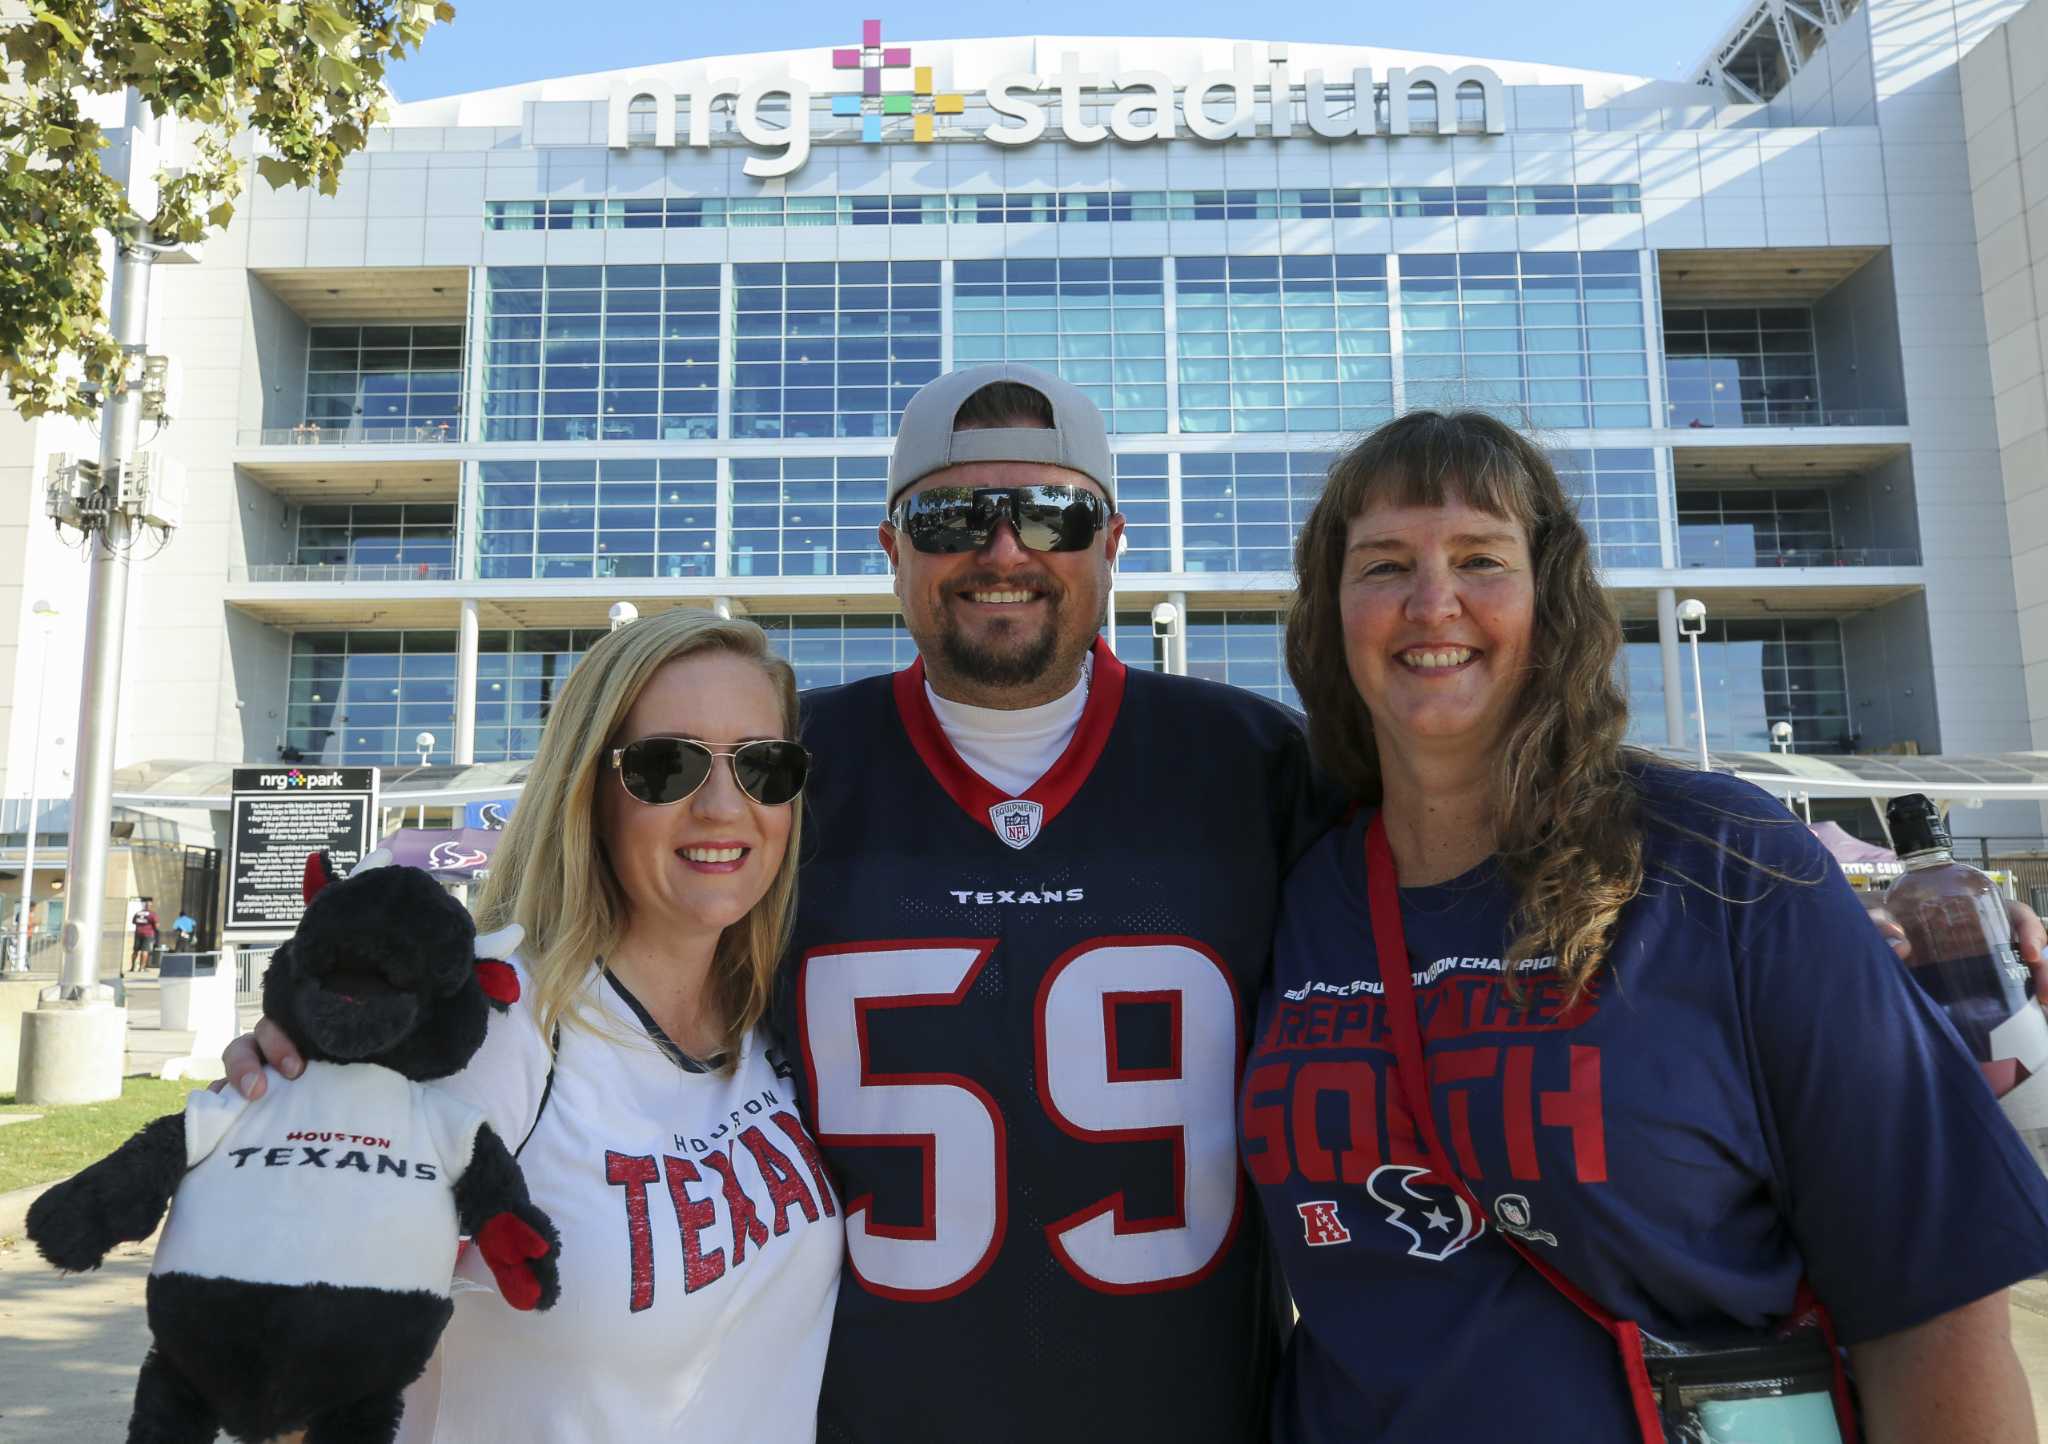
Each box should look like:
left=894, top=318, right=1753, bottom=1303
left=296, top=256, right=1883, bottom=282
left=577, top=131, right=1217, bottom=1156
left=892, top=637, right=1127, bottom=842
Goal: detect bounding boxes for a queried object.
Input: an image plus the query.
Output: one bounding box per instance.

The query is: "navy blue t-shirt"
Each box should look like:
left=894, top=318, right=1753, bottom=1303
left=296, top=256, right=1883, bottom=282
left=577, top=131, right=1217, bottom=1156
left=1241, top=765, right=2048, bottom=1443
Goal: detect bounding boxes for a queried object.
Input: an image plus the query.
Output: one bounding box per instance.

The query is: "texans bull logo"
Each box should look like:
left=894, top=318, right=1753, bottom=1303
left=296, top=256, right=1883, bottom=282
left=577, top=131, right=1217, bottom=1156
left=1363, top=1164, right=1485, bottom=1262
left=425, top=841, right=490, bottom=873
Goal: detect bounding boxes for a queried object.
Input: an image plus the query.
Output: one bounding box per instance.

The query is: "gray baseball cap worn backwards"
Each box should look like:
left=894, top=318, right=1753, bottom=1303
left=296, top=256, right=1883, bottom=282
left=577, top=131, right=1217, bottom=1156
left=888, top=363, right=1115, bottom=508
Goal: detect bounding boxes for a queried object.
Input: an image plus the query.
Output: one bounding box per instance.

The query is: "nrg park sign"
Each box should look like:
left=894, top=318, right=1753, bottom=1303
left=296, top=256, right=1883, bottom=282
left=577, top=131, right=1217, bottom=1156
left=605, top=39, right=1506, bottom=179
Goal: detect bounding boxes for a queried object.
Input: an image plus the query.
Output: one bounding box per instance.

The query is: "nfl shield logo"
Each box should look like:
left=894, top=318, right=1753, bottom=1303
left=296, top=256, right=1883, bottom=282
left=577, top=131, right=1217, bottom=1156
left=990, top=799, right=1044, bottom=850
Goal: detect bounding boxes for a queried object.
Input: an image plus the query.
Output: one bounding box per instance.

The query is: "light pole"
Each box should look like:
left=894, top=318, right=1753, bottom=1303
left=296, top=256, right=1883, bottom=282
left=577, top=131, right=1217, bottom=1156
left=1770, top=720, right=1793, bottom=754
left=1677, top=598, right=1710, bottom=772
left=414, top=732, right=435, bottom=829
left=609, top=601, right=639, bottom=632
left=10, top=601, right=59, bottom=974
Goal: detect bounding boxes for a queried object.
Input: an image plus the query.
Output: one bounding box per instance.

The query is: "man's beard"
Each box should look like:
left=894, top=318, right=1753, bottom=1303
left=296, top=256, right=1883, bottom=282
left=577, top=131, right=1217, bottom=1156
left=938, top=594, right=1064, bottom=688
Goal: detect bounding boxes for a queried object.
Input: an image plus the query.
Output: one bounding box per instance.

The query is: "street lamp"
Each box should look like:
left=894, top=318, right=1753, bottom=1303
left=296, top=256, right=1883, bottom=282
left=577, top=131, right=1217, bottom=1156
left=10, top=600, right=59, bottom=974
left=414, top=731, right=435, bottom=828
left=609, top=602, right=639, bottom=632
left=1770, top=720, right=1793, bottom=755
left=1676, top=597, right=1710, bottom=773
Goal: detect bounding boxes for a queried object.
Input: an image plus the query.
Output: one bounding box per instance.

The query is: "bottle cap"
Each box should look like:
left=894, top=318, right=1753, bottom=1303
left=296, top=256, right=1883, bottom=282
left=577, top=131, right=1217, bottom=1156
left=1885, top=793, right=1950, bottom=855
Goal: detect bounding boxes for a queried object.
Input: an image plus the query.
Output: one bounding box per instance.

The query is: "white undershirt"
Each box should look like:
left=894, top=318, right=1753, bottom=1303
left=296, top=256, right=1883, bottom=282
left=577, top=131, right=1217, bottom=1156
left=924, top=655, right=1090, bottom=798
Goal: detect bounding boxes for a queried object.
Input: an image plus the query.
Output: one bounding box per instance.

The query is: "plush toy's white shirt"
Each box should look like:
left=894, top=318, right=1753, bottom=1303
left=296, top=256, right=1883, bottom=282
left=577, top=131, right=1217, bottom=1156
left=153, top=1061, right=484, bottom=1294
left=397, top=958, right=842, bottom=1443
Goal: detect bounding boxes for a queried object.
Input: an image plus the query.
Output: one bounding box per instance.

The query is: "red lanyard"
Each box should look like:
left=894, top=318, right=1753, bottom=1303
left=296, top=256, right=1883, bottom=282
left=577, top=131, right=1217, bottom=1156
left=1363, top=814, right=1857, bottom=1444
left=1365, top=814, right=1666, bottom=1444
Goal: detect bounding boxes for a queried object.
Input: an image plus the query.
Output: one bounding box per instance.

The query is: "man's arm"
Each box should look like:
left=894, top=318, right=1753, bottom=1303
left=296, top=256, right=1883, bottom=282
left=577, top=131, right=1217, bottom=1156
left=1849, top=1291, right=2037, bottom=1444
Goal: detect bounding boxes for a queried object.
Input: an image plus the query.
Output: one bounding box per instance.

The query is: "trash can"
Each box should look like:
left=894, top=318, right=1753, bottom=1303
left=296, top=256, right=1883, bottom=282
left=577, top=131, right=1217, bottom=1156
left=159, top=953, right=220, bottom=1031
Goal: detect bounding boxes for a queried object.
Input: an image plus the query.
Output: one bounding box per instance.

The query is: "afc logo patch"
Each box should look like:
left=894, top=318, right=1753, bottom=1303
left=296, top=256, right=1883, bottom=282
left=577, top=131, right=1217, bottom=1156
left=1297, top=1200, right=1351, bottom=1247
left=990, top=799, right=1044, bottom=850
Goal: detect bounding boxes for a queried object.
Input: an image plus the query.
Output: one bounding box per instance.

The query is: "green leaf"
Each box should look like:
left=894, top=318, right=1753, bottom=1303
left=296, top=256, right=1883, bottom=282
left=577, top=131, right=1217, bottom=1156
left=30, top=9, right=83, bottom=48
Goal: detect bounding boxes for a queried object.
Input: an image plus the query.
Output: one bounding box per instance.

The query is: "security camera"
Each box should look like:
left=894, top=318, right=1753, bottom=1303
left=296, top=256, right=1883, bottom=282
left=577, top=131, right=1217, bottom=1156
left=1676, top=597, right=1707, bottom=638
left=1150, top=602, right=1180, bottom=640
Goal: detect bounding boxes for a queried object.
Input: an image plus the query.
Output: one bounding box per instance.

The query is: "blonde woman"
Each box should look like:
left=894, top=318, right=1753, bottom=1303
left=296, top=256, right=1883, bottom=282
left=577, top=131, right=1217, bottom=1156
left=226, top=611, right=841, bottom=1440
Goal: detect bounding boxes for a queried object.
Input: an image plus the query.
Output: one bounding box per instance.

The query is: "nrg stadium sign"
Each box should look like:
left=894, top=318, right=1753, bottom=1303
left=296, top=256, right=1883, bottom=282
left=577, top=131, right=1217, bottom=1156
left=604, top=37, right=1505, bottom=179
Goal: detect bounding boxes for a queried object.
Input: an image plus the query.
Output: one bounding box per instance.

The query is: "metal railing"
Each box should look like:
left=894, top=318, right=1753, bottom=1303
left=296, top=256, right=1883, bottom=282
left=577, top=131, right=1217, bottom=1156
left=237, top=562, right=456, bottom=584
left=1664, top=405, right=1908, bottom=428
left=235, top=944, right=279, bottom=999
left=240, top=423, right=458, bottom=446
left=1679, top=543, right=1922, bottom=569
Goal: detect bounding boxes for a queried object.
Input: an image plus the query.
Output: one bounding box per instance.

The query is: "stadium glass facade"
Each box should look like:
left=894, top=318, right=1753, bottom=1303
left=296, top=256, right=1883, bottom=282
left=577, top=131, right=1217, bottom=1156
left=12, top=3, right=2041, bottom=848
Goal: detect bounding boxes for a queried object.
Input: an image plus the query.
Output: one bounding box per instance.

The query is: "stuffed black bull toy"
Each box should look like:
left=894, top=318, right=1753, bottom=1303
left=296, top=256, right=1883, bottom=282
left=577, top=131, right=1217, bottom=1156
left=26, top=851, right=561, bottom=1444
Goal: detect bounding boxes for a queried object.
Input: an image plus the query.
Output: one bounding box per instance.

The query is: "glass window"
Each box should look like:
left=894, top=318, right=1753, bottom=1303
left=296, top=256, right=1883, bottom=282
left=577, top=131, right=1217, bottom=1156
left=953, top=258, right=1166, bottom=435
left=729, top=262, right=941, bottom=440
left=485, top=265, right=722, bottom=441
left=302, top=322, right=466, bottom=436
left=1621, top=617, right=1850, bottom=754
left=1177, top=255, right=1389, bottom=435
left=730, top=455, right=890, bottom=578
left=1661, top=305, right=1820, bottom=428
left=287, top=628, right=608, bottom=765
left=1180, top=451, right=1333, bottom=574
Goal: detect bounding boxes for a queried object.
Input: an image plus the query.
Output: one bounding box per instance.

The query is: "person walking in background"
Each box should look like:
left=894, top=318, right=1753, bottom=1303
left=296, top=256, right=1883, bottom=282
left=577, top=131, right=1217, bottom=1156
left=128, top=898, right=159, bottom=973
left=171, top=911, right=198, bottom=952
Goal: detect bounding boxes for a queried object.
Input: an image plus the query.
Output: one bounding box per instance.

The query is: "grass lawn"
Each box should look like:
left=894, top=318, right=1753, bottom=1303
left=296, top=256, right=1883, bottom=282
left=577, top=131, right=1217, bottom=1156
left=0, top=1076, right=210, bottom=1198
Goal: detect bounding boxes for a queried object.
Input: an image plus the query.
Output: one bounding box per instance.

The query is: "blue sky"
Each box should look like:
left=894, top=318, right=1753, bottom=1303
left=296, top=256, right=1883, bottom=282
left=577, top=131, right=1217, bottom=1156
left=387, top=0, right=1743, bottom=101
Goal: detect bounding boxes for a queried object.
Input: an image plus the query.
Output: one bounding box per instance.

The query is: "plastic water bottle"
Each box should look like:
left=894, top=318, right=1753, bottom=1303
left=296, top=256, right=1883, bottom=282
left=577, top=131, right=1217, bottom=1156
left=1885, top=793, right=2048, bottom=1174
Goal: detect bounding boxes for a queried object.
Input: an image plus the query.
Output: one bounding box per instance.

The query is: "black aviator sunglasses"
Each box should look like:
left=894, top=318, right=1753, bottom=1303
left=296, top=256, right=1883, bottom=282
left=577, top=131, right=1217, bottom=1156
left=609, top=737, right=812, bottom=807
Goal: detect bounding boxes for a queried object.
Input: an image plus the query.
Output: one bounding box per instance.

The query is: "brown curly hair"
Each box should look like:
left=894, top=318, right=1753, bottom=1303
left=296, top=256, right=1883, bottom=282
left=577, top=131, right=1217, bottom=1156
left=1285, top=410, right=1647, bottom=999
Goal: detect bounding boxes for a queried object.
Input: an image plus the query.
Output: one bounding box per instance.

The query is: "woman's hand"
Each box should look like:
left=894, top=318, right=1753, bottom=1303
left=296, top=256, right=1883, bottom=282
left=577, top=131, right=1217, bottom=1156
left=217, top=1017, right=306, bottom=1101
left=1848, top=1290, right=2037, bottom=1443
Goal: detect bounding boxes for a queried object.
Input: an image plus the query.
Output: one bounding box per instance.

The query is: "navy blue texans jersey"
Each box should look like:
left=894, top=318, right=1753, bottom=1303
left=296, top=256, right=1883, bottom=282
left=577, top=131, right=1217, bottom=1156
left=775, top=640, right=1341, bottom=1443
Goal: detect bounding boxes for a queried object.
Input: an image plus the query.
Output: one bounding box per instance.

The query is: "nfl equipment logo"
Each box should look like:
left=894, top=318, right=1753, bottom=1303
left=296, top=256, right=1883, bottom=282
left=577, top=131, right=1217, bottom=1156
left=990, top=799, right=1044, bottom=850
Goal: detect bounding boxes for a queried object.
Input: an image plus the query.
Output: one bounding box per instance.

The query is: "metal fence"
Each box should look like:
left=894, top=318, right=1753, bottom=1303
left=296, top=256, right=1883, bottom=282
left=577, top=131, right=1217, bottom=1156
left=238, top=563, right=456, bottom=584
left=1959, top=839, right=2048, bottom=916
left=235, top=944, right=279, bottom=1000
left=240, top=424, right=457, bottom=446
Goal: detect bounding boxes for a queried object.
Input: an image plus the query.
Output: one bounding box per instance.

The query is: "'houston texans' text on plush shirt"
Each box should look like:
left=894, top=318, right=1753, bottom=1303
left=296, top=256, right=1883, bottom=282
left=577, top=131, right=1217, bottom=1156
left=1242, top=766, right=2048, bottom=1444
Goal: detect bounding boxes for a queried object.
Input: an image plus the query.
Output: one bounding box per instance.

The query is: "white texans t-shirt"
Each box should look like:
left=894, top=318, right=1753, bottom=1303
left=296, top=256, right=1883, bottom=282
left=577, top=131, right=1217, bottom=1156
left=155, top=1061, right=482, bottom=1293
left=398, top=959, right=842, bottom=1442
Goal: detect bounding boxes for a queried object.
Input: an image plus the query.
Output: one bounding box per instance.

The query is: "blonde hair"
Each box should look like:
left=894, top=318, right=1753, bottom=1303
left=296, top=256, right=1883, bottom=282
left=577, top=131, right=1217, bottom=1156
left=476, top=610, right=803, bottom=1068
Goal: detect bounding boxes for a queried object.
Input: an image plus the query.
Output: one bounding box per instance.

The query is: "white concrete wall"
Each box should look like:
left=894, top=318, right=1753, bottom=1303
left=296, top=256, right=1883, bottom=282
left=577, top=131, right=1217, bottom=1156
left=1963, top=0, right=2048, bottom=783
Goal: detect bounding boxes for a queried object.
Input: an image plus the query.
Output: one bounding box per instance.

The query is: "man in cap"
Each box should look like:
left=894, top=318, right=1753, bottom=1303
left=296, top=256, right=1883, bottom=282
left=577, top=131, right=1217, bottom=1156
left=776, top=363, right=1340, bottom=1442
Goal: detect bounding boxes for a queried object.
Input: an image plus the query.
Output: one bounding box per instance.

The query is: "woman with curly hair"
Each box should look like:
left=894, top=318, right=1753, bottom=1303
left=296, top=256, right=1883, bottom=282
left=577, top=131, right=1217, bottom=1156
left=1239, top=410, right=2048, bottom=1443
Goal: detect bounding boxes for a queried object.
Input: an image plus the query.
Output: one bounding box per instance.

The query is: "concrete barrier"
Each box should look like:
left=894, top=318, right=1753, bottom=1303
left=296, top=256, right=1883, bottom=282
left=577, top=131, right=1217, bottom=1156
left=0, top=976, right=45, bottom=1094
left=18, top=1000, right=127, bottom=1104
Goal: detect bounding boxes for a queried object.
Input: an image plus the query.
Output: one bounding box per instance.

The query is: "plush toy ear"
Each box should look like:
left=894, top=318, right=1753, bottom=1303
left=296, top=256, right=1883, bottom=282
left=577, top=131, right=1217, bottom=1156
left=302, top=852, right=337, bottom=905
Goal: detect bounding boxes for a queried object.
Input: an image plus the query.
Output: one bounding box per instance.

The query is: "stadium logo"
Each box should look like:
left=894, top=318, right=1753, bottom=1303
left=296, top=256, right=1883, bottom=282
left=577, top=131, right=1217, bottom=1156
left=989, top=799, right=1044, bottom=850
left=1364, top=1164, right=1484, bottom=1262
left=830, top=20, right=963, bottom=144
left=603, top=32, right=1505, bottom=178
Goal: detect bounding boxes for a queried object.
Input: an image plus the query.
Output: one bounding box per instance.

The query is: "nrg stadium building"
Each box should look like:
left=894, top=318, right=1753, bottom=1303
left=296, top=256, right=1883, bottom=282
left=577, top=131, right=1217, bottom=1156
left=11, top=0, right=2048, bottom=909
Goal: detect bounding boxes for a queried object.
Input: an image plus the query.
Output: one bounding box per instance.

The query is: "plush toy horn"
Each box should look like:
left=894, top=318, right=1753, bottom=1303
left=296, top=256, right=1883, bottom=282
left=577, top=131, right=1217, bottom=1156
left=473, top=923, right=525, bottom=1008
left=302, top=852, right=338, bottom=905
left=346, top=847, right=394, bottom=879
